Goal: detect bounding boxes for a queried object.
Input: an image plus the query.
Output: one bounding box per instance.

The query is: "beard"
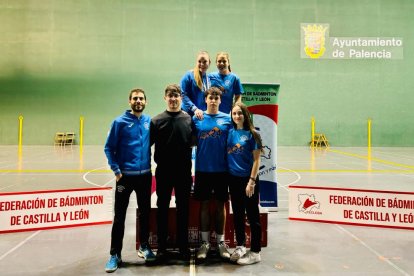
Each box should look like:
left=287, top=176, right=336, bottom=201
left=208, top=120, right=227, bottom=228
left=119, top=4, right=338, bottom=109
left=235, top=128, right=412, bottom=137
left=132, top=104, right=145, bottom=113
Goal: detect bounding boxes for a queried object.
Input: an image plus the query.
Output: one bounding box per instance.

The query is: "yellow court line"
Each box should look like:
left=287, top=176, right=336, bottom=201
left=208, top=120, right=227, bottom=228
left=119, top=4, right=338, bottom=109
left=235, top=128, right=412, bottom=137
left=1, top=148, right=413, bottom=174
left=328, top=148, right=414, bottom=170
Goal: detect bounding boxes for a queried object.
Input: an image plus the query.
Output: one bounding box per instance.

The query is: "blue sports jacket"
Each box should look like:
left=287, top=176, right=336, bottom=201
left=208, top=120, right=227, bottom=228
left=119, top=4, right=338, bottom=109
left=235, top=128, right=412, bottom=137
left=104, top=110, right=151, bottom=175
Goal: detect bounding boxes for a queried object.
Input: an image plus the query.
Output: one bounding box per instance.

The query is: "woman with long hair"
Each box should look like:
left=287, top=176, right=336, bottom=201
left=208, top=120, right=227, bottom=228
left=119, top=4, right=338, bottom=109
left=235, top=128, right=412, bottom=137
left=180, top=51, right=211, bottom=119
left=227, top=102, right=262, bottom=265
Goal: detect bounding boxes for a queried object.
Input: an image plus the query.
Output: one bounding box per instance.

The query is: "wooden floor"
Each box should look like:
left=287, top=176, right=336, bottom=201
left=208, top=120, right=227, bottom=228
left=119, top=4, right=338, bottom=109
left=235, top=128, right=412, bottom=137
left=0, top=146, right=413, bottom=275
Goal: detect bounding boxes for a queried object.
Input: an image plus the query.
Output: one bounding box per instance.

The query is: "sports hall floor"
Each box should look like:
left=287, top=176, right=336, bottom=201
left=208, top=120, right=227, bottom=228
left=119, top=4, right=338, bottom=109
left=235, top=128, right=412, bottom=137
left=0, top=146, right=413, bottom=275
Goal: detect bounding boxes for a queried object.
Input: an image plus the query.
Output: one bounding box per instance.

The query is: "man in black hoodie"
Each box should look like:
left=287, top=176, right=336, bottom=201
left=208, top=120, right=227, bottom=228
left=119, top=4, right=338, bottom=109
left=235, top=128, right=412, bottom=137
left=150, top=84, right=195, bottom=262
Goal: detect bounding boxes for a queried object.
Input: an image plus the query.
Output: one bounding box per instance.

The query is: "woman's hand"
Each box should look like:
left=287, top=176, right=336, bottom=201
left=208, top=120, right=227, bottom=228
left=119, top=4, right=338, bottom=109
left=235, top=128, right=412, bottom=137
left=194, top=108, right=204, bottom=120
left=246, top=179, right=255, bottom=198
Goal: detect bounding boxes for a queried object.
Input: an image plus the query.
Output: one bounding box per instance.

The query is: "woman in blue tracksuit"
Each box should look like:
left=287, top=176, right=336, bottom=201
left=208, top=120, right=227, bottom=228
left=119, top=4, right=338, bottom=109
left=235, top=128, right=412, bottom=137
left=209, top=52, right=244, bottom=114
left=227, top=102, right=262, bottom=265
left=180, top=50, right=211, bottom=119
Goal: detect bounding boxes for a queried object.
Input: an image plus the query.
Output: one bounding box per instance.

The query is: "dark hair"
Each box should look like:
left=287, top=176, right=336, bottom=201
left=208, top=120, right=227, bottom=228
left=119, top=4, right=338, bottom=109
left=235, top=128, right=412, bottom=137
left=164, top=84, right=182, bottom=95
left=216, top=52, right=232, bottom=72
left=129, top=88, right=146, bottom=100
left=231, top=102, right=263, bottom=151
left=204, top=86, right=222, bottom=98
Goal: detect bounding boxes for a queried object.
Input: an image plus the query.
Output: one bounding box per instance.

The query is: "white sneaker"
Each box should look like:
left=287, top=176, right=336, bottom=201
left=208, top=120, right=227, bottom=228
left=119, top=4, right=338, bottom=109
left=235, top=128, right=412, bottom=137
left=196, top=242, right=210, bottom=259
left=218, top=242, right=230, bottom=259
left=237, top=251, right=261, bottom=265
left=230, top=245, right=247, bottom=262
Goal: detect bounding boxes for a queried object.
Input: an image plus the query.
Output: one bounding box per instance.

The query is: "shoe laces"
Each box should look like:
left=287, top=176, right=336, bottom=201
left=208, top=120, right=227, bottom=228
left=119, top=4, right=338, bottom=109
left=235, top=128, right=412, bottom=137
left=246, top=251, right=258, bottom=260
left=109, top=254, right=119, bottom=264
left=234, top=246, right=243, bottom=256
left=141, top=246, right=152, bottom=255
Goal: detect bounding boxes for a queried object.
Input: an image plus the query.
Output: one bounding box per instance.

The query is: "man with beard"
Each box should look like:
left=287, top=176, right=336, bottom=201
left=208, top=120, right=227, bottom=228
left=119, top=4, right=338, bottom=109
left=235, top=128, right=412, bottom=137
left=150, top=84, right=195, bottom=262
left=104, top=88, right=155, bottom=272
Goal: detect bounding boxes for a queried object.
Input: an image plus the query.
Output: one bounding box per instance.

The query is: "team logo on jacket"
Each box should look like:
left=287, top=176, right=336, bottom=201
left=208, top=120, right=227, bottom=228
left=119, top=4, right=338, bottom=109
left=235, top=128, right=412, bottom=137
left=240, top=135, right=248, bottom=142
left=144, top=122, right=150, bottom=130
left=216, top=118, right=227, bottom=125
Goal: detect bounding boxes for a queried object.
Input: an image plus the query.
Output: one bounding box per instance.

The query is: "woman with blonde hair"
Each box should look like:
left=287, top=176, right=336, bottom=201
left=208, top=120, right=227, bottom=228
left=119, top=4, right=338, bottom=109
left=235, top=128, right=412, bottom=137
left=180, top=51, right=211, bottom=119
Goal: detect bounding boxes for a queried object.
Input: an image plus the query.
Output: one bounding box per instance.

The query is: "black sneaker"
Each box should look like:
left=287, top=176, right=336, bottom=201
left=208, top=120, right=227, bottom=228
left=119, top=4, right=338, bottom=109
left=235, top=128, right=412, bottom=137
left=156, top=249, right=167, bottom=264
left=179, top=248, right=191, bottom=262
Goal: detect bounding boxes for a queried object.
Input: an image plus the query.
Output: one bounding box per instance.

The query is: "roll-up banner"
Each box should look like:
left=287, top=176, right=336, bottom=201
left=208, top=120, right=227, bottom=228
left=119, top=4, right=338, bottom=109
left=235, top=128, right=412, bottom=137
left=242, top=83, right=280, bottom=209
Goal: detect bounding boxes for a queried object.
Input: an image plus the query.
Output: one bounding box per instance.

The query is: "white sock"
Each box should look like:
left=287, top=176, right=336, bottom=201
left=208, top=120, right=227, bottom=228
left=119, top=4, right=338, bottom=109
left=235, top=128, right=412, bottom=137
left=201, top=231, right=210, bottom=243
left=216, top=234, right=224, bottom=243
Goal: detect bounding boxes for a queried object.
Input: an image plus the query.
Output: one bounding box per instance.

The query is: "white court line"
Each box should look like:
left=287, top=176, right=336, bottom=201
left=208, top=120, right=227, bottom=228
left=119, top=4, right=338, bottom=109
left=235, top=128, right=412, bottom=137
left=282, top=153, right=411, bottom=275
left=336, top=225, right=411, bottom=276
left=400, top=173, right=414, bottom=180
left=82, top=166, right=114, bottom=187
left=276, top=166, right=301, bottom=210
left=349, top=152, right=414, bottom=181
left=373, top=149, right=414, bottom=162
left=0, top=150, right=58, bottom=169
left=0, top=150, right=69, bottom=262
left=0, top=152, right=110, bottom=265
left=0, top=231, right=41, bottom=261
left=102, top=178, right=116, bottom=187
left=278, top=166, right=301, bottom=190
left=189, top=249, right=196, bottom=276
left=0, top=185, right=15, bottom=191
left=0, top=149, right=63, bottom=190
left=0, top=164, right=19, bottom=169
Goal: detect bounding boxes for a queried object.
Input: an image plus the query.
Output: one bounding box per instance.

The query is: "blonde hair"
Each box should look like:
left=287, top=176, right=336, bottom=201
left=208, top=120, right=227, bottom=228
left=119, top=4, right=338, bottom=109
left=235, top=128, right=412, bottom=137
left=216, top=51, right=232, bottom=72
left=193, top=51, right=210, bottom=91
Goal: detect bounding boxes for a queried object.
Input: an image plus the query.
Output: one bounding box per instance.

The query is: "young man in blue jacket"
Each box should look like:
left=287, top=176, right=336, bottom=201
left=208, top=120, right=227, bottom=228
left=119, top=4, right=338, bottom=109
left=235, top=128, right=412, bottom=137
left=104, top=88, right=155, bottom=272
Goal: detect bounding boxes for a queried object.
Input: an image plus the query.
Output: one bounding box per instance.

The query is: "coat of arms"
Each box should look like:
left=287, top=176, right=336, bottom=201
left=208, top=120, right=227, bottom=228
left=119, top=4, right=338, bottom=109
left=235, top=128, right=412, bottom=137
left=302, top=24, right=328, bottom=59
